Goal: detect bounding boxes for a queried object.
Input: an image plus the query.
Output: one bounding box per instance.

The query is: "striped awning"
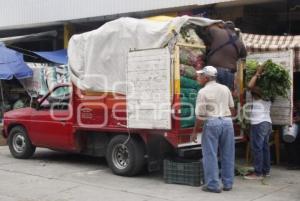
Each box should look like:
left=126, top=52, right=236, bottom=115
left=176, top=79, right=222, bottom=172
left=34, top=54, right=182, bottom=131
left=242, top=33, right=300, bottom=71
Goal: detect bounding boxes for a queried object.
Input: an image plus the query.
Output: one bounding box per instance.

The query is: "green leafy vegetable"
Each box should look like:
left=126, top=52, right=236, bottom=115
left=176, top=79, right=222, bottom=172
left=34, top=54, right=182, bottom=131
left=245, top=59, right=291, bottom=99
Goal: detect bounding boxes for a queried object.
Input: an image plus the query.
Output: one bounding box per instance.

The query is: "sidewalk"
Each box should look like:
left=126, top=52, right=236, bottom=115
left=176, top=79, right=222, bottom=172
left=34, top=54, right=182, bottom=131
left=0, top=147, right=299, bottom=201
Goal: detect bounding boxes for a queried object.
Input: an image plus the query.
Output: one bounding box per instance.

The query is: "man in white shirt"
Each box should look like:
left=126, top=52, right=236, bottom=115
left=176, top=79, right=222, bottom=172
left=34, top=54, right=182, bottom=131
left=192, top=66, right=235, bottom=193
left=244, top=66, right=272, bottom=180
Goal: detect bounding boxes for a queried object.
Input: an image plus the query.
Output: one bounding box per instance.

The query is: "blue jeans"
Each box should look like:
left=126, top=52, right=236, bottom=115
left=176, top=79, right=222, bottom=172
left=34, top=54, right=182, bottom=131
left=250, top=122, right=272, bottom=176
left=216, top=67, right=234, bottom=90
left=201, top=117, right=235, bottom=190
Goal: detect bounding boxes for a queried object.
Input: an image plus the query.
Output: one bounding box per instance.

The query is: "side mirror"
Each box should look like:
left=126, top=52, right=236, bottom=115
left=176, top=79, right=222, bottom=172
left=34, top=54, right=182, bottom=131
left=30, top=97, right=39, bottom=109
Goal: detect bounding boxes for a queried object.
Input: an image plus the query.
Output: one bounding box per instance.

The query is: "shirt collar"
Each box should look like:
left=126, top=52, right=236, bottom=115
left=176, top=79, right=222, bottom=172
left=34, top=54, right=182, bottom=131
left=205, top=80, right=216, bottom=86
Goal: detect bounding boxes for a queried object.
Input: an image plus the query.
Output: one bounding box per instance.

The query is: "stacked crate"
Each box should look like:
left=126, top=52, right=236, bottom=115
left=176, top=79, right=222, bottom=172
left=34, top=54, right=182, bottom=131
left=164, top=158, right=204, bottom=186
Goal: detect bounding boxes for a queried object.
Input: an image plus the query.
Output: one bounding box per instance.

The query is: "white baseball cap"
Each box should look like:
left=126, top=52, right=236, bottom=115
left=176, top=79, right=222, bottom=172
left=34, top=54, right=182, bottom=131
left=196, top=66, right=217, bottom=77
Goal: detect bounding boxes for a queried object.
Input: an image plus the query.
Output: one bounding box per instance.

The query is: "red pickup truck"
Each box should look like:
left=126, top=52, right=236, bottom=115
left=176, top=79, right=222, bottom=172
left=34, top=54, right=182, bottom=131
left=2, top=83, right=197, bottom=176
left=2, top=44, right=245, bottom=176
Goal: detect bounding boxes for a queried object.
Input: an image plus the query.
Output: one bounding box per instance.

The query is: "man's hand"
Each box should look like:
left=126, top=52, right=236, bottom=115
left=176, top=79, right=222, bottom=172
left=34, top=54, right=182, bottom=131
left=256, top=65, right=264, bottom=76
left=192, top=118, right=203, bottom=143
left=191, top=132, right=198, bottom=143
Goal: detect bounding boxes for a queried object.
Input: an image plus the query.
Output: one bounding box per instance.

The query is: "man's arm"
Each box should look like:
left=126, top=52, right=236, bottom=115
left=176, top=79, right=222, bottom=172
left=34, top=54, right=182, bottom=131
left=230, top=107, right=236, bottom=117
left=228, top=89, right=236, bottom=117
left=247, top=65, right=264, bottom=89
left=191, top=118, right=203, bottom=143
left=239, top=42, right=247, bottom=59
left=247, top=73, right=259, bottom=89
left=192, top=91, right=205, bottom=142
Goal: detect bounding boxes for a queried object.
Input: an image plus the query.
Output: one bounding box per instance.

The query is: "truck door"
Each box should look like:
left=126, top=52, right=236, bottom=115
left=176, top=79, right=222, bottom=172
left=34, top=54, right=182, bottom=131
left=29, top=85, right=75, bottom=150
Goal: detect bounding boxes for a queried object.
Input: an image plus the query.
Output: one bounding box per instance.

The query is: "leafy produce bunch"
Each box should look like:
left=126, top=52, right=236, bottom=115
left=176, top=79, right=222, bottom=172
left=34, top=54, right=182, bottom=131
left=246, top=59, right=291, bottom=99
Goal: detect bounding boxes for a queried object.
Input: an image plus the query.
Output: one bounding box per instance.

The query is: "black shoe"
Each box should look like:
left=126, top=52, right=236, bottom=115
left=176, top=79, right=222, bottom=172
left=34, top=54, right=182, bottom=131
left=223, top=187, right=232, bottom=191
left=202, top=186, right=221, bottom=193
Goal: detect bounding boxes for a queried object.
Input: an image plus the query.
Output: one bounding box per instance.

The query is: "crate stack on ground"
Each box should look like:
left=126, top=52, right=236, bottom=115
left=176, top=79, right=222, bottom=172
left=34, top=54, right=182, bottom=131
left=164, top=158, right=204, bottom=186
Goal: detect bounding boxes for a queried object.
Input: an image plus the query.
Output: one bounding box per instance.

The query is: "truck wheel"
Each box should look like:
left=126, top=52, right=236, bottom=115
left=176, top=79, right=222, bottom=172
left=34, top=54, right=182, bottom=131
left=8, top=126, right=36, bottom=159
left=106, top=135, right=145, bottom=176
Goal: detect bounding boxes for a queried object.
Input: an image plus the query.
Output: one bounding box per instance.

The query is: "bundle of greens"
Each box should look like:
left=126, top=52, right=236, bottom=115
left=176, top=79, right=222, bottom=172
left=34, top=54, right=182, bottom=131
left=245, top=59, right=291, bottom=99
left=178, top=24, right=205, bottom=46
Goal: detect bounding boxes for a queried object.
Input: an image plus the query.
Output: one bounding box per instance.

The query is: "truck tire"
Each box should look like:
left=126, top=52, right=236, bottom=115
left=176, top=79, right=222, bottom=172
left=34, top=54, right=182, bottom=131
left=8, top=126, right=36, bottom=159
left=106, top=135, right=145, bottom=176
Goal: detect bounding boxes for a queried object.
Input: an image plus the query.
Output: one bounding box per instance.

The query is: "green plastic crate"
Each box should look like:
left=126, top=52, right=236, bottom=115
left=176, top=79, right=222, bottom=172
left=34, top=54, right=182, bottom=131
left=163, top=158, right=204, bottom=186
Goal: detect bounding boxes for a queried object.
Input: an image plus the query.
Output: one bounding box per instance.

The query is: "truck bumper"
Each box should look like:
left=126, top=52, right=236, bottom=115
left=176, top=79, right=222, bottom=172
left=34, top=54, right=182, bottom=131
left=176, top=132, right=202, bottom=158
left=177, top=134, right=245, bottom=158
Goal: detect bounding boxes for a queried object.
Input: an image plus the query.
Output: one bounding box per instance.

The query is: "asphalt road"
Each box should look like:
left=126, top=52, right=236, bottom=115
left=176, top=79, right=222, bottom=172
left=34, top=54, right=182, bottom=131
left=0, top=146, right=299, bottom=201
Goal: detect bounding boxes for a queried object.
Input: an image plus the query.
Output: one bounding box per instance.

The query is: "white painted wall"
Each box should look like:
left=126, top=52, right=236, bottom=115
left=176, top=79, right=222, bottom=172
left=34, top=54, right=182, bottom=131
left=0, top=0, right=236, bottom=29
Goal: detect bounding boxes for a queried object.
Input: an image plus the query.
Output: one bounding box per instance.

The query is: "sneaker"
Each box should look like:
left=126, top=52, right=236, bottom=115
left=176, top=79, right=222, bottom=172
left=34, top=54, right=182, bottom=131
left=223, top=187, right=232, bottom=191
left=202, top=186, right=222, bottom=193
left=244, top=173, right=263, bottom=180
left=263, top=173, right=270, bottom=177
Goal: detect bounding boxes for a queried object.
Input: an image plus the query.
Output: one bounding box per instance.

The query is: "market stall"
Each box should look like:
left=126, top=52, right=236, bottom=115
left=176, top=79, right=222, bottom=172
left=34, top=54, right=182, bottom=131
left=243, top=33, right=300, bottom=125
left=0, top=43, right=33, bottom=119
left=0, top=44, right=69, bottom=120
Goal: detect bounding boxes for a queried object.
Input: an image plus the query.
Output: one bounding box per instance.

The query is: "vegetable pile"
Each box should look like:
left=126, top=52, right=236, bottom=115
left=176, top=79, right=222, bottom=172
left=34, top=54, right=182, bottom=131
left=245, top=59, right=291, bottom=99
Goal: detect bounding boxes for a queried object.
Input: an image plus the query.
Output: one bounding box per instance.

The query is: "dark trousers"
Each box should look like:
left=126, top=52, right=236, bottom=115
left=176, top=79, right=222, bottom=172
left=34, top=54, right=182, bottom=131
left=250, top=122, right=272, bottom=176
left=215, top=67, right=235, bottom=90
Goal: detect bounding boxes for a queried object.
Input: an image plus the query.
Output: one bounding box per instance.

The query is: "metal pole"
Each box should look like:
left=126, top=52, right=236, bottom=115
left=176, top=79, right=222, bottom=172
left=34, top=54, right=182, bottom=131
left=0, top=80, right=5, bottom=121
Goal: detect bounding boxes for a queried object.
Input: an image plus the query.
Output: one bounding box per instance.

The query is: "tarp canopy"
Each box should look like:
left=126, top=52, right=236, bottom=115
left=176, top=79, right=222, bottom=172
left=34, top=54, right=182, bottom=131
left=0, top=43, right=33, bottom=80
left=33, top=49, right=68, bottom=65
left=68, top=16, right=221, bottom=94
left=5, top=46, right=67, bottom=65
left=242, top=33, right=300, bottom=71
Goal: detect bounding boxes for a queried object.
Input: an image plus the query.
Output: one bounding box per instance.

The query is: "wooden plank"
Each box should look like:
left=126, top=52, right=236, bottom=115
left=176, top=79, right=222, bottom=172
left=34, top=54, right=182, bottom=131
left=127, top=48, right=172, bottom=129
left=176, top=42, right=205, bottom=49
left=174, top=45, right=181, bottom=95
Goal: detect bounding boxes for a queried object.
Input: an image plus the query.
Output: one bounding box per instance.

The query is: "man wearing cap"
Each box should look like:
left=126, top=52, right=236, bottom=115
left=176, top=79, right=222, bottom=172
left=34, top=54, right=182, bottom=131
left=192, top=66, right=235, bottom=193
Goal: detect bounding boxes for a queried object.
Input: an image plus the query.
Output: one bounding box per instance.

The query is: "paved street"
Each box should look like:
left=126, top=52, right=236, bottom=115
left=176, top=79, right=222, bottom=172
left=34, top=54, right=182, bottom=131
left=0, top=146, right=299, bottom=201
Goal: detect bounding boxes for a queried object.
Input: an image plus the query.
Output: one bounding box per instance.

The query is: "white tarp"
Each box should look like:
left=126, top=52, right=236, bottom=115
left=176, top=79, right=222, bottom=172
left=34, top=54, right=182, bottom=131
left=68, top=16, right=221, bottom=94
